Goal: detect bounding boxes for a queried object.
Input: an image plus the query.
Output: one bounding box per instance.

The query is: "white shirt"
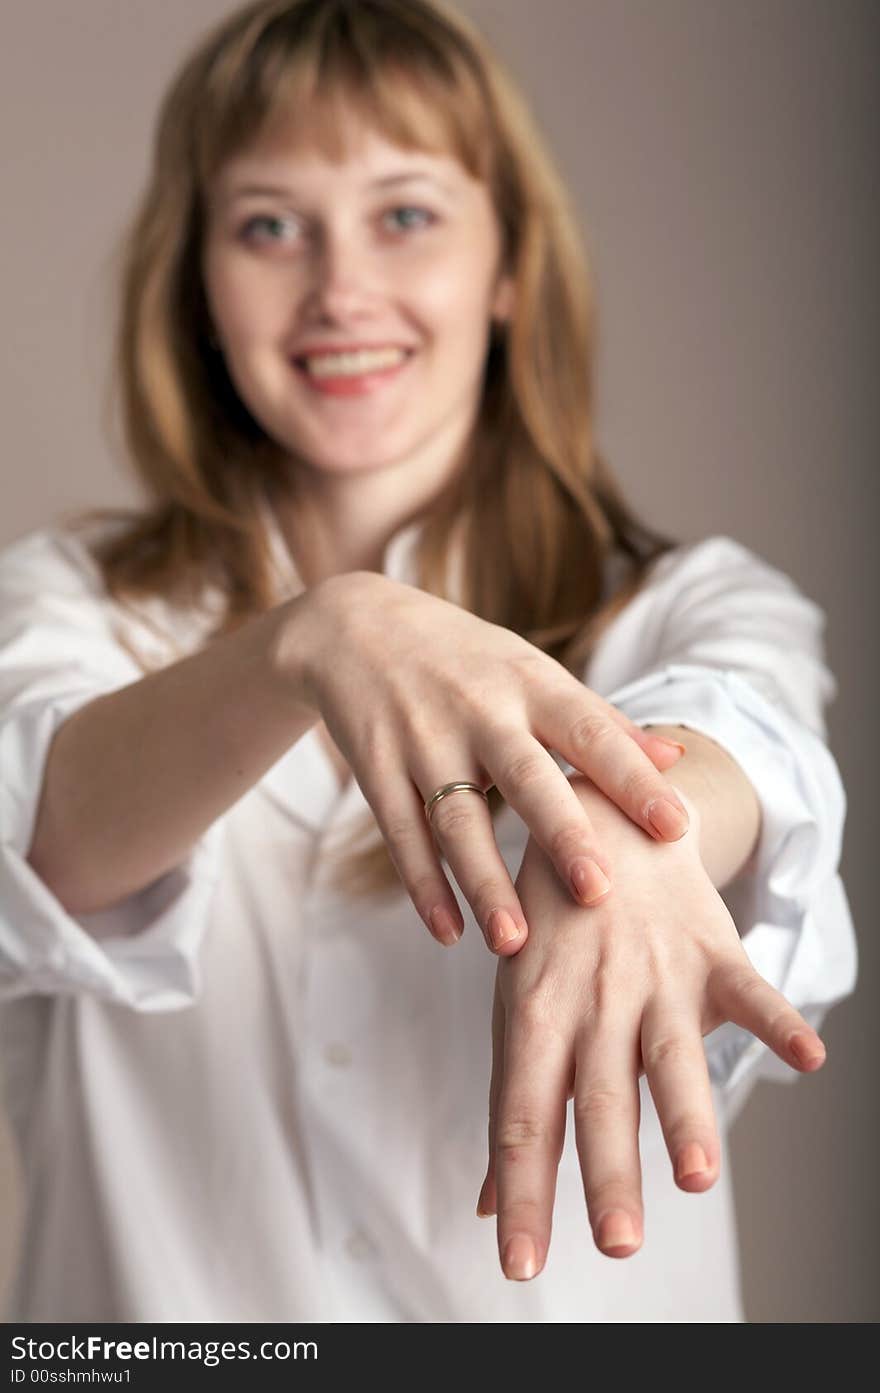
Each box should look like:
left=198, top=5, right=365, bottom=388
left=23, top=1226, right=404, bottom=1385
left=0, top=509, right=857, bottom=1323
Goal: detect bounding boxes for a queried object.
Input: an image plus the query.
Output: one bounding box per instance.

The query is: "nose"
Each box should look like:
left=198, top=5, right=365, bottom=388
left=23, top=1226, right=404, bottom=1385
left=303, top=225, right=380, bottom=320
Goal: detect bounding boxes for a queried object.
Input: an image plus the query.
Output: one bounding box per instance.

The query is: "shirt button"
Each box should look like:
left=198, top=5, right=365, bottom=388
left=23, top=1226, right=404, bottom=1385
left=345, top=1229, right=377, bottom=1261
left=323, top=1041, right=353, bottom=1068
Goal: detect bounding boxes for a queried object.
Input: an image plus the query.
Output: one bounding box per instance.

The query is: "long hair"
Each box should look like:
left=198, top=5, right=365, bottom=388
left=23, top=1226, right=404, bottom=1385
left=70, top=0, right=680, bottom=897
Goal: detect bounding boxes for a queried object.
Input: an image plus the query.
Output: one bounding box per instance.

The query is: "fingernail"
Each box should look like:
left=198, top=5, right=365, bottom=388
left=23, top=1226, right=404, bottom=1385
left=487, top=907, right=521, bottom=950
left=789, top=1032, right=825, bottom=1069
left=646, top=796, right=689, bottom=839
left=675, top=1142, right=710, bottom=1182
left=476, top=1177, right=492, bottom=1216
left=571, top=857, right=611, bottom=905
left=502, top=1234, right=538, bottom=1280
left=430, top=906, right=462, bottom=945
left=654, top=737, right=687, bottom=758
left=596, top=1210, right=637, bottom=1250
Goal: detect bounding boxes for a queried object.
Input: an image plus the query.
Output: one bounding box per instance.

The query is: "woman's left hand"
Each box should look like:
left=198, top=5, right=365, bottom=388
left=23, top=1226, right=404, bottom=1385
left=477, top=776, right=827, bottom=1280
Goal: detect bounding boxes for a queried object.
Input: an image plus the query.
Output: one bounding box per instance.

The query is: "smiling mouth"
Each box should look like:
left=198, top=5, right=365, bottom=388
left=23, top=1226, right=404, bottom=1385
left=290, top=347, right=415, bottom=396
left=292, top=347, right=415, bottom=378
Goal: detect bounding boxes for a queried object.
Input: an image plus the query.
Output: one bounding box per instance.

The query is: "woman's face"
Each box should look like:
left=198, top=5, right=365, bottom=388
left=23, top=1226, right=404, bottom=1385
left=201, top=107, right=514, bottom=486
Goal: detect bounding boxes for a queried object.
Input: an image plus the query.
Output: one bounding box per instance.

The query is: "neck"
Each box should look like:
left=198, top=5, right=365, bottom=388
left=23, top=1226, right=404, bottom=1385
left=269, top=414, right=476, bottom=587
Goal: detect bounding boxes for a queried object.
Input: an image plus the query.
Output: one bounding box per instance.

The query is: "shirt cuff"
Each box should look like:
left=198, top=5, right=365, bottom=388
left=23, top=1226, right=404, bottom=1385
left=570, top=662, right=858, bottom=1124
left=0, top=691, right=225, bottom=1012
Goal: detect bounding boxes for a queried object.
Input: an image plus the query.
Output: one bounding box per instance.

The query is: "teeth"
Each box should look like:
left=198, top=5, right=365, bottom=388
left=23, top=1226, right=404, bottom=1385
left=301, top=347, right=408, bottom=378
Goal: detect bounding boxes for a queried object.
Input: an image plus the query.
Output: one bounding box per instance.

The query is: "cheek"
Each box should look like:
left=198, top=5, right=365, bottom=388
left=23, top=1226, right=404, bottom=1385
left=400, top=222, right=500, bottom=318
left=203, top=245, right=284, bottom=339
left=410, top=259, right=497, bottom=344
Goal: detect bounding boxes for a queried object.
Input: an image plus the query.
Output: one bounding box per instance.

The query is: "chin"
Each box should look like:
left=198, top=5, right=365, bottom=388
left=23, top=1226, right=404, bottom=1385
left=285, top=427, right=418, bottom=475
left=292, top=446, right=405, bottom=477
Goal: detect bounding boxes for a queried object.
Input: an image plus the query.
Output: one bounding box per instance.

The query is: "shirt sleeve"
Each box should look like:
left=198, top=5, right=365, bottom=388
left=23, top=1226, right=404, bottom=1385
left=584, top=535, right=858, bottom=1126
left=0, top=527, right=225, bottom=1013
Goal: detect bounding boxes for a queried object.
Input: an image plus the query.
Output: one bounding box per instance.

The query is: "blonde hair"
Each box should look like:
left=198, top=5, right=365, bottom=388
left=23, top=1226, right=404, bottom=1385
left=71, top=0, right=679, bottom=897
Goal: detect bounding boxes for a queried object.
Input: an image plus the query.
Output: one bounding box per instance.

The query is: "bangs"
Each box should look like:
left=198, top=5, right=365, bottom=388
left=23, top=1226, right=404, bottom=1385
left=193, top=0, right=498, bottom=190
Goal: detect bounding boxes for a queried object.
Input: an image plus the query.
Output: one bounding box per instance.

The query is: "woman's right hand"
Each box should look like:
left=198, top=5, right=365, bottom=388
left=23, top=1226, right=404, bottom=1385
left=289, top=569, right=689, bottom=955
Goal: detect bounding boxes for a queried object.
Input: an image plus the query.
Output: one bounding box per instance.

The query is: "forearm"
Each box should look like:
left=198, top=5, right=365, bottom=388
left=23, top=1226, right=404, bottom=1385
left=637, top=723, right=761, bottom=889
left=26, top=591, right=320, bottom=916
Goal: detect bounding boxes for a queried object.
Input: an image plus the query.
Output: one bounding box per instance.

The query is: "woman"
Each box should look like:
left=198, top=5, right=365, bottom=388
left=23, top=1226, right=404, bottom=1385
left=0, top=0, right=856, bottom=1322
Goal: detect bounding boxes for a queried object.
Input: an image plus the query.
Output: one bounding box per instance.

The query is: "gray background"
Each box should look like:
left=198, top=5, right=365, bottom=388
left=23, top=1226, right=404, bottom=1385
left=1, top=0, right=877, bottom=1321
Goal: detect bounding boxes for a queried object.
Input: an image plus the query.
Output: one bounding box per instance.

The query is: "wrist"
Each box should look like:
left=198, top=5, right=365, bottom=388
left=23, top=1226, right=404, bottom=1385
left=566, top=772, right=703, bottom=860
left=264, top=588, right=325, bottom=718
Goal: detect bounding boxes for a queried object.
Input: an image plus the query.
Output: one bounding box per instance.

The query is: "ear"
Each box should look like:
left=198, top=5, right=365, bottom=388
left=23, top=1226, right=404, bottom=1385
left=491, top=272, right=515, bottom=325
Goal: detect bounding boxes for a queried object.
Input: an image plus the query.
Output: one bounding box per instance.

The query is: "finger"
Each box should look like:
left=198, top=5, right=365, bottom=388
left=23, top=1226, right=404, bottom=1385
left=534, top=652, right=684, bottom=770
left=494, top=998, right=570, bottom=1280
left=477, top=972, right=506, bottom=1218
left=711, top=962, right=827, bottom=1073
left=415, top=754, right=530, bottom=955
left=563, top=685, right=684, bottom=765
left=572, top=1013, right=644, bottom=1258
left=533, top=687, right=691, bottom=843
left=623, top=719, right=688, bottom=770
left=355, top=758, right=466, bottom=947
left=481, top=730, right=617, bottom=910
left=640, top=994, right=720, bottom=1193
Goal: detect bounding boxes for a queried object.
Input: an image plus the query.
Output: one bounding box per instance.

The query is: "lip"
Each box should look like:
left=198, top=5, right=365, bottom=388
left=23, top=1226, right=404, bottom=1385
left=291, top=348, right=415, bottom=397
left=291, top=342, right=417, bottom=360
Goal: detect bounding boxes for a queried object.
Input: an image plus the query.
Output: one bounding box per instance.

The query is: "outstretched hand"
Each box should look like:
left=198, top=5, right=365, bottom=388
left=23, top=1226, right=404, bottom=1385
left=301, top=570, right=689, bottom=955
left=476, top=778, right=827, bottom=1279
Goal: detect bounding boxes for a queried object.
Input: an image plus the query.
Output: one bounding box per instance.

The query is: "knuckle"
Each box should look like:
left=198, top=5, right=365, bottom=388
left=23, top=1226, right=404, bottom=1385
left=718, top=965, right=795, bottom=1044
left=497, top=1200, right=542, bottom=1232
left=429, top=798, right=483, bottom=839
left=668, top=1120, right=713, bottom=1157
left=497, top=745, right=548, bottom=792
left=471, top=873, right=508, bottom=913
left=587, top=1176, right=637, bottom=1212
left=470, top=862, right=502, bottom=893
left=496, top=1115, right=549, bottom=1152
left=642, top=1033, right=692, bottom=1074
left=767, top=1005, right=798, bottom=1044
left=510, top=984, right=559, bottom=1034
left=568, top=712, right=610, bottom=753
left=573, top=1086, right=623, bottom=1126
left=380, top=806, right=428, bottom=849
left=620, top=765, right=654, bottom=809
left=398, top=702, right=441, bottom=748
left=549, top=820, right=593, bottom=864
left=408, top=870, right=446, bottom=906
left=727, top=966, right=768, bottom=1005
left=710, top=960, right=754, bottom=1001
left=509, top=645, right=552, bottom=678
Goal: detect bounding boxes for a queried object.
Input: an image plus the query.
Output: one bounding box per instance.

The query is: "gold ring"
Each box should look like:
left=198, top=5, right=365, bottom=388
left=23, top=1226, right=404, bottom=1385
left=424, top=781, right=490, bottom=823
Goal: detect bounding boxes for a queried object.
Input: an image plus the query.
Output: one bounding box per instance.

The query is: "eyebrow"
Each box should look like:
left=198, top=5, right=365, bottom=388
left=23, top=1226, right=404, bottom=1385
left=220, top=171, right=457, bottom=204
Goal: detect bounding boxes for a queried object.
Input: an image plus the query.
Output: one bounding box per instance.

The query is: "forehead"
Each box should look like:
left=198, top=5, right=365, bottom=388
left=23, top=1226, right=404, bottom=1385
left=205, top=67, right=491, bottom=190
left=212, top=116, right=478, bottom=202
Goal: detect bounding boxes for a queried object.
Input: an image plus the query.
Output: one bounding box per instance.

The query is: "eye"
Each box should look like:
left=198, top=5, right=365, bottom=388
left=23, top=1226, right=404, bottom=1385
left=238, top=213, right=301, bottom=244
left=382, top=205, right=437, bottom=233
